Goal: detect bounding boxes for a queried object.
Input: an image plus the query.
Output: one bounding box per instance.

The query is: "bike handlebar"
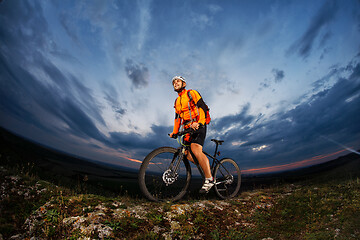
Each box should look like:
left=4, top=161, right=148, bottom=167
left=168, top=124, right=204, bottom=139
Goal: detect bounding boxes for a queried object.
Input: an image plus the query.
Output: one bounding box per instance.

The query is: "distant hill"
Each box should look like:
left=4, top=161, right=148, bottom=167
left=241, top=149, right=360, bottom=188
left=1, top=126, right=359, bottom=194
left=0, top=127, right=139, bottom=196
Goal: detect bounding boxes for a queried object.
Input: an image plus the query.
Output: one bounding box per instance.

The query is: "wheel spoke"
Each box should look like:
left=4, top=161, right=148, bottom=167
left=139, top=147, right=191, bottom=201
left=214, top=158, right=241, bottom=199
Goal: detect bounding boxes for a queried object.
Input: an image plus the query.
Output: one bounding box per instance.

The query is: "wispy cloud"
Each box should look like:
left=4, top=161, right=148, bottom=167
left=125, top=59, right=150, bottom=89
left=190, top=3, right=222, bottom=30
left=137, top=0, right=152, bottom=50
left=272, top=68, right=285, bottom=83
left=0, top=0, right=109, bottom=143
left=287, top=0, right=338, bottom=59
left=211, top=103, right=255, bottom=133
left=103, top=83, right=127, bottom=119
left=259, top=68, right=285, bottom=90
left=215, top=58, right=360, bottom=168
left=59, top=12, right=79, bottom=43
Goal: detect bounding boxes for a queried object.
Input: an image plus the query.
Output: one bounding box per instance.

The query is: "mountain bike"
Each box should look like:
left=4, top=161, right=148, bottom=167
left=138, top=127, right=241, bottom=201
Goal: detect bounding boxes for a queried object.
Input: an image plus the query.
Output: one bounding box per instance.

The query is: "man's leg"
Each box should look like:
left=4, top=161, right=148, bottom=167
left=185, top=150, right=195, bottom=163
left=190, top=143, right=212, bottom=179
left=191, top=142, right=214, bottom=193
left=188, top=126, right=214, bottom=193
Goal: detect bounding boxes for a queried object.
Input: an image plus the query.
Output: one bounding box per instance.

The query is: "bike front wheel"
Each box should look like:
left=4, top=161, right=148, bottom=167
left=138, top=147, right=191, bottom=202
left=213, top=158, right=241, bottom=199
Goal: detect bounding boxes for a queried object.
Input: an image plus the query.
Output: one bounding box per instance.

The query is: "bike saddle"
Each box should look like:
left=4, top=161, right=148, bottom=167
left=211, top=139, right=224, bottom=145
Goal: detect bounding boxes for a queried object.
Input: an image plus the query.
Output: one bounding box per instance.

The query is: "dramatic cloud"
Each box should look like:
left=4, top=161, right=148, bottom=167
left=211, top=103, right=255, bottom=132
left=0, top=0, right=107, bottom=143
left=272, top=68, right=285, bottom=83
left=125, top=59, right=150, bottom=89
left=0, top=0, right=359, bottom=173
left=59, top=12, right=79, bottom=43
left=136, top=0, right=152, bottom=50
left=217, top=60, right=360, bottom=168
left=103, top=84, right=127, bottom=119
left=259, top=69, right=285, bottom=90
left=0, top=55, right=107, bottom=142
left=0, top=1, right=49, bottom=59
left=107, top=125, right=170, bottom=150
left=287, top=0, right=338, bottom=59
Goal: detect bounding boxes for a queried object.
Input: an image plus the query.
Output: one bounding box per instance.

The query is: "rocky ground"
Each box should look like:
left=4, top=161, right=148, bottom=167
left=1, top=163, right=360, bottom=239
left=0, top=163, right=278, bottom=239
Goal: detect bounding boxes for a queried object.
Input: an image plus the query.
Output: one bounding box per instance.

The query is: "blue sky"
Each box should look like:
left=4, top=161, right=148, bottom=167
left=1, top=0, right=359, bottom=174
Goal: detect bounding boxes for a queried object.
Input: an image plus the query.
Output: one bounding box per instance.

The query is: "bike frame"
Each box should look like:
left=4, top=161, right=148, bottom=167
left=175, top=135, right=225, bottom=180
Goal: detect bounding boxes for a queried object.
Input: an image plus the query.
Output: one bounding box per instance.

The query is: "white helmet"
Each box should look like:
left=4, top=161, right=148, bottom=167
left=172, top=76, right=186, bottom=84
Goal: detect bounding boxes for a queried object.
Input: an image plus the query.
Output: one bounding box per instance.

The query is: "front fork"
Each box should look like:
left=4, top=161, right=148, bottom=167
left=162, top=147, right=186, bottom=185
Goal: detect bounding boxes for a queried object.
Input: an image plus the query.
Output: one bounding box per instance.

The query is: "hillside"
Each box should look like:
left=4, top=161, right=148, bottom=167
left=0, top=128, right=360, bottom=239
left=0, top=127, right=140, bottom=197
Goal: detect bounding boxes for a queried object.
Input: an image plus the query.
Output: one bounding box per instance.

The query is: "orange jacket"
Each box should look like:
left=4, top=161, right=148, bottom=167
left=172, top=89, right=207, bottom=134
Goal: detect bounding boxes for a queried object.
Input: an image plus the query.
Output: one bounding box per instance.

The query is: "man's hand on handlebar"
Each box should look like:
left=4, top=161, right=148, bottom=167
left=190, top=122, right=200, bottom=130
left=169, top=123, right=204, bottom=139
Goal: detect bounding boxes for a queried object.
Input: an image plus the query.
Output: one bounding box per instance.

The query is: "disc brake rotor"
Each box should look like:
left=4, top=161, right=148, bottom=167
left=162, top=169, right=178, bottom=185
left=225, top=175, right=234, bottom=185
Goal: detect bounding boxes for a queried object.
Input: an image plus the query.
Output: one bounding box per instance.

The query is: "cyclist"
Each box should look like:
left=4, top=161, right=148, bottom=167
left=169, top=76, right=214, bottom=193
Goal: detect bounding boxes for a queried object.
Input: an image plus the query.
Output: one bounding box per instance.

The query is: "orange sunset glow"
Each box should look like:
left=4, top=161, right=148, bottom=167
left=242, top=149, right=349, bottom=174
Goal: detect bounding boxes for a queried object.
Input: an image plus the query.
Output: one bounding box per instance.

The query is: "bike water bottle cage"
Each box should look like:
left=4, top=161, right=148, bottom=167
left=178, top=134, right=190, bottom=147
left=173, top=127, right=195, bottom=147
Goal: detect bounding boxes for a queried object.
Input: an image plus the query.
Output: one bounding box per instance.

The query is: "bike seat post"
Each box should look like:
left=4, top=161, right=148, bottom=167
left=214, top=142, right=219, bottom=157
left=211, top=139, right=224, bottom=157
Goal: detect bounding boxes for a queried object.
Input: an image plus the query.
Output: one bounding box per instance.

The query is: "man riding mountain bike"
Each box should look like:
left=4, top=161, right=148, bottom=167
left=169, top=76, right=214, bottom=193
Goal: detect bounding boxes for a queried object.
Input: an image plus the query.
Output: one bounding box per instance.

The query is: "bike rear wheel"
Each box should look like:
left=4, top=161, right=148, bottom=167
left=138, top=147, right=191, bottom=202
left=213, top=158, right=241, bottom=199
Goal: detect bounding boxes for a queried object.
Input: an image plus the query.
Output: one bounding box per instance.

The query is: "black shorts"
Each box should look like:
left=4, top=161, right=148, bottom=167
left=185, top=125, right=207, bottom=146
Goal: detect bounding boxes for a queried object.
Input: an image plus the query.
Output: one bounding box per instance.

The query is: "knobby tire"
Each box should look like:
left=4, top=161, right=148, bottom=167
left=213, top=158, right=241, bottom=199
left=138, top=147, right=191, bottom=202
